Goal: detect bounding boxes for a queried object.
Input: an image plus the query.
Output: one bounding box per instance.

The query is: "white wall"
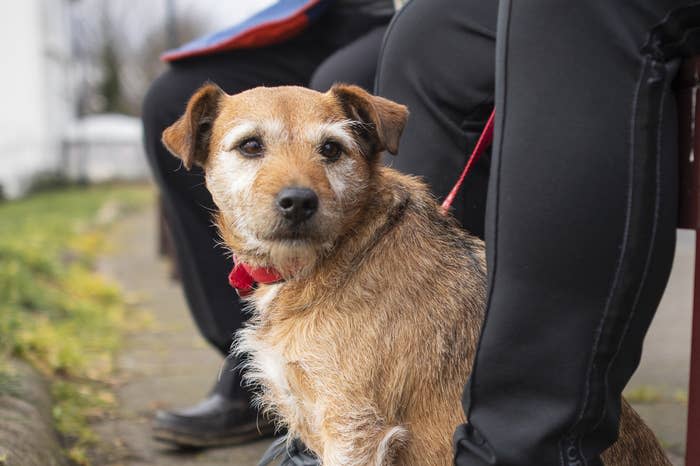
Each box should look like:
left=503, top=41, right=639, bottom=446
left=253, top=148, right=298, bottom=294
left=0, top=0, right=72, bottom=198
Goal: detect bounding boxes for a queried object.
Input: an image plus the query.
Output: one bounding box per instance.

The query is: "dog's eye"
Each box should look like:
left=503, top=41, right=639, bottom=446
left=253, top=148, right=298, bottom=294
left=319, top=141, right=342, bottom=162
left=238, top=138, right=264, bottom=157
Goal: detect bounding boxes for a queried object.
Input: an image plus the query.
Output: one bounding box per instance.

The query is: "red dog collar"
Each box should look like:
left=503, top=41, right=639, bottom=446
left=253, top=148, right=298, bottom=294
left=228, top=260, right=283, bottom=297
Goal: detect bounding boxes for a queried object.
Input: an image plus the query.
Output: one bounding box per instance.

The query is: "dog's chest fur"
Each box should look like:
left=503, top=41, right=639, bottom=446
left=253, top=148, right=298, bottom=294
left=244, top=285, right=288, bottom=394
left=237, top=284, right=322, bottom=439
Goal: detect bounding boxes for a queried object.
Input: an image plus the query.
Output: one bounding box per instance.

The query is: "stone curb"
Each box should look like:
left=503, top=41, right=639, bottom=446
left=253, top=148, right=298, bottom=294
left=0, top=360, right=67, bottom=466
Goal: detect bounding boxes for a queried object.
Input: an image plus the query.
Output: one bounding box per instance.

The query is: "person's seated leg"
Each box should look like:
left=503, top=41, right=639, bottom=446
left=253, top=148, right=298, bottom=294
left=375, top=0, right=498, bottom=239
left=309, top=25, right=387, bottom=92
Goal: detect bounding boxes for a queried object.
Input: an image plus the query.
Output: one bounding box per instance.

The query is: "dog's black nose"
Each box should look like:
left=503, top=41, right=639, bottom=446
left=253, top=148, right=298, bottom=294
left=276, top=187, right=318, bottom=223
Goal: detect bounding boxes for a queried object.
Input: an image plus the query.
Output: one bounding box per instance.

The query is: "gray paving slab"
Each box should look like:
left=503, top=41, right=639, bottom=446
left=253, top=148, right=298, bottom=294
left=627, top=230, right=693, bottom=464
left=93, top=207, right=272, bottom=466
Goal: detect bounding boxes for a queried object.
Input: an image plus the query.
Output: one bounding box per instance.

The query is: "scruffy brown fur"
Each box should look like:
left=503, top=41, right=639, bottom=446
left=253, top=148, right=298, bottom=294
left=162, top=83, right=670, bottom=466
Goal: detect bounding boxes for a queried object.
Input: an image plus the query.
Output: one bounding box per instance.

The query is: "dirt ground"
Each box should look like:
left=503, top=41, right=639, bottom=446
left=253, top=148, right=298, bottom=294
left=92, top=205, right=689, bottom=465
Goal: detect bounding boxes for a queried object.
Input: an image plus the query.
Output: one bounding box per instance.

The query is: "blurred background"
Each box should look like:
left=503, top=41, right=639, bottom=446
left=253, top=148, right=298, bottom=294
left=0, top=1, right=692, bottom=465
left=1, top=0, right=275, bottom=198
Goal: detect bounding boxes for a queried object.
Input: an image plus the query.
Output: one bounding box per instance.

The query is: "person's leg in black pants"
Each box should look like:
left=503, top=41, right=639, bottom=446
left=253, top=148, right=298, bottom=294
left=459, top=1, right=694, bottom=464
left=378, top=0, right=698, bottom=464
left=310, top=26, right=387, bottom=92
left=376, top=0, right=498, bottom=238
left=142, top=14, right=389, bottom=448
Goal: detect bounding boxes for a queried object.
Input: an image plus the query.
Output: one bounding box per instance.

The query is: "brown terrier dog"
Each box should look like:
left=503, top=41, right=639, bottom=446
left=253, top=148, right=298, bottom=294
left=162, top=83, right=670, bottom=466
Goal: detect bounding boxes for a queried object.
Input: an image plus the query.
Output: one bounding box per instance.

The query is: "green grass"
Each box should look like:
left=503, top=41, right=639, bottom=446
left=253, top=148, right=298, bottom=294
left=624, top=385, right=663, bottom=404
left=624, top=385, right=689, bottom=406
left=0, top=183, right=153, bottom=464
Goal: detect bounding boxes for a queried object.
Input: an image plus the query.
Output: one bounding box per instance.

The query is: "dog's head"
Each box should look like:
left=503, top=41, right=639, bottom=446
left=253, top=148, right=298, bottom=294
left=162, top=83, right=408, bottom=277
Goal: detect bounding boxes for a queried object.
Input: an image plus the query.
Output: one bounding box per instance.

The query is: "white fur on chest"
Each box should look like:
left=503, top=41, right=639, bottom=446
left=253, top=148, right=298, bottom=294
left=238, top=284, right=286, bottom=391
left=236, top=284, right=301, bottom=422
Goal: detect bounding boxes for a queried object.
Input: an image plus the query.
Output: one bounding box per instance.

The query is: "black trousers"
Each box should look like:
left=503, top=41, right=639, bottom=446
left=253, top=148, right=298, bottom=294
left=142, top=1, right=700, bottom=464
left=376, top=0, right=698, bottom=464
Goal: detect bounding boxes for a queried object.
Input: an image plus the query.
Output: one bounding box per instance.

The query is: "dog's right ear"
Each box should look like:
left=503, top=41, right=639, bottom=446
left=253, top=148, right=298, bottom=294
left=162, top=83, right=225, bottom=170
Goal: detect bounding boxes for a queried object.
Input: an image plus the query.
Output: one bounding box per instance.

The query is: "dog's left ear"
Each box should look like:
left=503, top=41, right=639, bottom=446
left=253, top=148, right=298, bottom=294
left=330, top=84, right=408, bottom=156
left=162, top=83, right=225, bottom=169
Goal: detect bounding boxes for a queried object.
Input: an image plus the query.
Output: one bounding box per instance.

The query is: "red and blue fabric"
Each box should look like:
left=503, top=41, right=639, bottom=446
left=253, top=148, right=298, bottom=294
left=162, top=0, right=334, bottom=62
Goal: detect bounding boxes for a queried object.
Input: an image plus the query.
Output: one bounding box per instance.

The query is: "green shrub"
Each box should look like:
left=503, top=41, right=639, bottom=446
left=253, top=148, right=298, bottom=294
left=25, top=172, right=75, bottom=195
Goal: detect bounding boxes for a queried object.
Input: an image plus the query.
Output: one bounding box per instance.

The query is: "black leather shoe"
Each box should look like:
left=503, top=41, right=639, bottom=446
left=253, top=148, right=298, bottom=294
left=258, top=436, right=320, bottom=466
left=153, top=355, right=274, bottom=448
left=153, top=393, right=274, bottom=448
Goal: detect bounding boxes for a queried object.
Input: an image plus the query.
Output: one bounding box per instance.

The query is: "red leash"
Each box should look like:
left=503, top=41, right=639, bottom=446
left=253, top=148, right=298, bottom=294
left=440, top=109, right=496, bottom=214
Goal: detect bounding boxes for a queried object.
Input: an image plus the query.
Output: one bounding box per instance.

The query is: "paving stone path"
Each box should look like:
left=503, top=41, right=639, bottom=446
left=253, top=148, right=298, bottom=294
left=93, top=204, right=690, bottom=465
left=93, top=207, right=271, bottom=466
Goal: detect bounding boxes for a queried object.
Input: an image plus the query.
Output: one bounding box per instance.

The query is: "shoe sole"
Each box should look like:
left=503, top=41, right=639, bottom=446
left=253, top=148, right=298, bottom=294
left=152, top=420, right=276, bottom=448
